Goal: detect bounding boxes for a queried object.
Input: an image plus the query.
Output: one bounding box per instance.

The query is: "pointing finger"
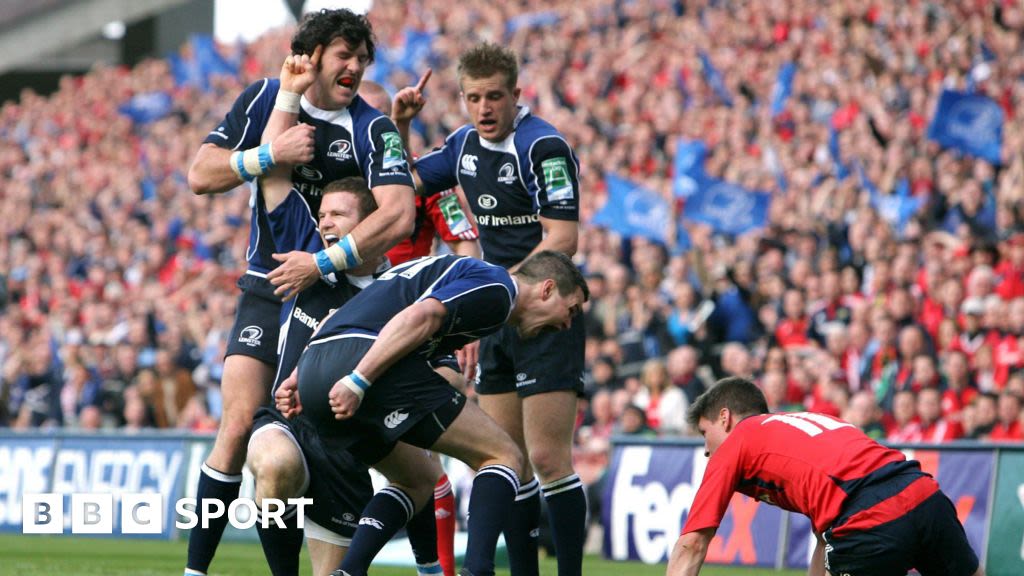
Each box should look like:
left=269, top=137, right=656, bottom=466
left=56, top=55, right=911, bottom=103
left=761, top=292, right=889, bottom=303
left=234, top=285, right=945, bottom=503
left=415, top=68, right=432, bottom=93
left=310, top=44, right=323, bottom=68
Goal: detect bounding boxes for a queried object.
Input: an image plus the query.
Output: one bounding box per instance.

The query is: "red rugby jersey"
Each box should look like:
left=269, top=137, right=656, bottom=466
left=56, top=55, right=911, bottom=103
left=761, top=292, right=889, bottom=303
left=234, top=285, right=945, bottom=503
left=386, top=189, right=478, bottom=265
left=683, top=412, right=911, bottom=535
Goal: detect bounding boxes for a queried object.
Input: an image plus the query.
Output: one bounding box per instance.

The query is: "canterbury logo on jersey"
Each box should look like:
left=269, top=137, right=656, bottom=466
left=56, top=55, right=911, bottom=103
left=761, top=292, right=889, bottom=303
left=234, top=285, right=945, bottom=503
left=475, top=213, right=540, bottom=227
left=384, top=410, right=409, bottom=429
left=460, top=154, right=478, bottom=177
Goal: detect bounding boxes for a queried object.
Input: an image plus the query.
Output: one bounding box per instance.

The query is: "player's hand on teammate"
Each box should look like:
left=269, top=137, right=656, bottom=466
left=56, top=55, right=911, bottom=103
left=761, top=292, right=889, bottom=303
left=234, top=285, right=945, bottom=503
left=329, top=376, right=362, bottom=419
left=275, top=370, right=303, bottom=418
left=271, top=123, right=316, bottom=166
left=391, top=69, right=431, bottom=124
left=280, top=44, right=322, bottom=95
left=457, top=340, right=480, bottom=382
left=269, top=251, right=321, bottom=300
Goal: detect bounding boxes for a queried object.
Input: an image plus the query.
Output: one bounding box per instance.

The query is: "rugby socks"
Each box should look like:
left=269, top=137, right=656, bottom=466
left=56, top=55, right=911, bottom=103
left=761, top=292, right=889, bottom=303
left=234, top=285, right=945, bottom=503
left=406, top=494, right=442, bottom=575
left=340, top=486, right=415, bottom=576
left=463, top=464, right=519, bottom=576
left=504, top=478, right=541, bottom=576
left=542, top=474, right=586, bottom=576
left=434, top=475, right=457, bottom=576
left=186, top=463, right=242, bottom=574
left=255, top=504, right=304, bottom=576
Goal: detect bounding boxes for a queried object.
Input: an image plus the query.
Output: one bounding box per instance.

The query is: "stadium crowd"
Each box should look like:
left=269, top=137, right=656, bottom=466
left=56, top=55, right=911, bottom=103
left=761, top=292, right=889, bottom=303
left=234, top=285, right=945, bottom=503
left=1, top=0, right=1023, bottom=481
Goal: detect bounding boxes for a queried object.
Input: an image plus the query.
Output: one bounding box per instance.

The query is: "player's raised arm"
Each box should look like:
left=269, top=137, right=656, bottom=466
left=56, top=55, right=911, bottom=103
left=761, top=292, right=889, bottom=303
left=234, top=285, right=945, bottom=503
left=391, top=69, right=432, bottom=193
left=258, top=47, right=320, bottom=212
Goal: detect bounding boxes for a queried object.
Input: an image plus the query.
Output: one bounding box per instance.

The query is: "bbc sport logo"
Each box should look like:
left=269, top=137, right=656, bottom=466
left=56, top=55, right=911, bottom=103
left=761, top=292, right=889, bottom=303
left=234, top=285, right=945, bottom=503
left=21, top=493, right=312, bottom=534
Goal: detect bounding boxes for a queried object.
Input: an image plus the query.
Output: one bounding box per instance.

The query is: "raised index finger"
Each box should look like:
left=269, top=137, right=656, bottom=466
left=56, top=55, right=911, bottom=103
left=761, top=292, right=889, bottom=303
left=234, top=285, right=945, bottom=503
left=415, top=68, right=432, bottom=93
left=309, top=44, right=323, bottom=69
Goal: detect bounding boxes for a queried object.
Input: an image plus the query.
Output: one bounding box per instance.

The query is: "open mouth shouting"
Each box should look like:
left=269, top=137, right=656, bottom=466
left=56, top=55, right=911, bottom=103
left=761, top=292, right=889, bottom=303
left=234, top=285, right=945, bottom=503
left=323, top=233, right=340, bottom=247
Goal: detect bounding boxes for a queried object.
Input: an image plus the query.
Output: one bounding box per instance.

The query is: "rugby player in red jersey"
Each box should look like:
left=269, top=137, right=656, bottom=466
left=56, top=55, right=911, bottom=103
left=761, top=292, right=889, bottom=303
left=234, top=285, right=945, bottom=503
left=667, top=377, right=983, bottom=576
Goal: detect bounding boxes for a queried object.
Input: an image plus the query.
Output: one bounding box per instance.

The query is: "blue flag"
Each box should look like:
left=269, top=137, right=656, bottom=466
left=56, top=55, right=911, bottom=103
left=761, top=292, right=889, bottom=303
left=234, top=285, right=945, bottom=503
left=683, top=177, right=771, bottom=235
left=870, top=178, right=922, bottom=236
left=673, top=138, right=707, bottom=198
left=698, top=51, right=733, bottom=107
left=928, top=89, right=1004, bottom=164
left=171, top=35, right=238, bottom=91
left=118, top=91, right=173, bottom=124
left=506, top=10, right=560, bottom=36
left=592, top=174, right=672, bottom=243
left=400, top=28, right=435, bottom=75
left=770, top=62, right=796, bottom=117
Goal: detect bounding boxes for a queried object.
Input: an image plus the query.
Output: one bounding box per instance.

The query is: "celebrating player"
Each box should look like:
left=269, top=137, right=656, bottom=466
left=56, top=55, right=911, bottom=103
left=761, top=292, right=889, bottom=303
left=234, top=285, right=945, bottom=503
left=667, top=377, right=984, bottom=576
left=395, top=43, right=586, bottom=576
left=183, top=9, right=415, bottom=576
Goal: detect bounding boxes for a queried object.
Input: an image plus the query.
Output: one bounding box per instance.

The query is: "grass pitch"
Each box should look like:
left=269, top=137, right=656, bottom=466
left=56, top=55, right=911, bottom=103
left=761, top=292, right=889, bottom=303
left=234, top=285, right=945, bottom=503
left=0, top=534, right=803, bottom=575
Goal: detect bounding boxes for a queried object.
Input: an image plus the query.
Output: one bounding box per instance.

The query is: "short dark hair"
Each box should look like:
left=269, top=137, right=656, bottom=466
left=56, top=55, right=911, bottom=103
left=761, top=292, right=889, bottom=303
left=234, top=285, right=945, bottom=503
left=686, top=377, right=768, bottom=430
left=514, top=251, right=589, bottom=302
left=323, top=177, right=376, bottom=219
left=457, top=42, right=518, bottom=91
left=291, top=9, right=375, bottom=63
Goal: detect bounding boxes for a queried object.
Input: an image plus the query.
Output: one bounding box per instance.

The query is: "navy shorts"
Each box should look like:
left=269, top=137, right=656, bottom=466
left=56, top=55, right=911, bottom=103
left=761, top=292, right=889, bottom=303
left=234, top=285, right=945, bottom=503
left=476, top=315, right=584, bottom=397
left=296, top=335, right=467, bottom=465
left=824, top=489, right=979, bottom=576
left=249, top=407, right=373, bottom=542
left=226, top=272, right=281, bottom=365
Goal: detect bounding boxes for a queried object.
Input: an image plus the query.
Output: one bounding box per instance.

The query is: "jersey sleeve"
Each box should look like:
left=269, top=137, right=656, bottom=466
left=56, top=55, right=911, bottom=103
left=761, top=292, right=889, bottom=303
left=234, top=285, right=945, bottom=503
left=359, top=116, right=416, bottom=189
left=202, top=78, right=276, bottom=150
left=427, top=261, right=515, bottom=335
left=426, top=190, right=478, bottom=241
left=415, top=128, right=467, bottom=195
left=528, top=136, right=580, bottom=221
left=681, top=432, right=746, bottom=535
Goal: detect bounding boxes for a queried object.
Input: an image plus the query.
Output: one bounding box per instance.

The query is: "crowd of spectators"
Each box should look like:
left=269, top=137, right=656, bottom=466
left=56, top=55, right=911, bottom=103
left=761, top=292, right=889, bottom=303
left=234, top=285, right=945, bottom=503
left=1, top=1, right=1023, bottom=477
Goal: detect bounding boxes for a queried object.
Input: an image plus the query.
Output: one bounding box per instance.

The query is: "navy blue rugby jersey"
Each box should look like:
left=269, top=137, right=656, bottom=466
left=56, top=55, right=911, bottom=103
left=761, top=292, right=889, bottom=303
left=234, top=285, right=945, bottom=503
left=414, top=106, right=580, bottom=268
left=310, top=255, right=517, bottom=359
left=203, top=78, right=413, bottom=273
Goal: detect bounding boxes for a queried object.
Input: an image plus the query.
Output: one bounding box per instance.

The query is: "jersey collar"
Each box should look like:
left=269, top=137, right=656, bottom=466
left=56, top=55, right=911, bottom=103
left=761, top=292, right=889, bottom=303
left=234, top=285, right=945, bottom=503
left=300, top=94, right=360, bottom=122
left=476, top=106, right=531, bottom=153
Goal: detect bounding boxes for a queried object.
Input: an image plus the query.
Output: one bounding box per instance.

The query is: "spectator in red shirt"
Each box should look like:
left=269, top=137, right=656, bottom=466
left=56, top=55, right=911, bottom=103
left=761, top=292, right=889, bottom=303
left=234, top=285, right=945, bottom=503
left=994, top=233, right=1024, bottom=300
left=966, top=392, right=999, bottom=439
left=940, top=350, right=978, bottom=418
left=915, top=387, right=963, bottom=443
left=775, top=288, right=810, bottom=349
left=667, top=378, right=981, bottom=576
left=988, top=391, right=1024, bottom=441
left=909, top=354, right=943, bottom=392
left=887, top=389, right=921, bottom=443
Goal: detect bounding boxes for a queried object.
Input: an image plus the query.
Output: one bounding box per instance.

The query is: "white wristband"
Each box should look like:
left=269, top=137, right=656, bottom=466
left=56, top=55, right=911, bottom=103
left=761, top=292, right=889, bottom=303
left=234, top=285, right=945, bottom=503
left=341, top=370, right=371, bottom=401
left=275, top=90, right=301, bottom=114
